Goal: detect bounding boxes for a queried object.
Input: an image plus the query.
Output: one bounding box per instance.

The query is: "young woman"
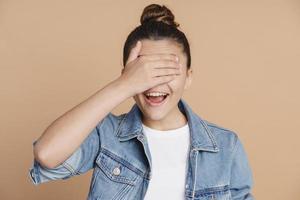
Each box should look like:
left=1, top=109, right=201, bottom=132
left=29, top=4, right=254, bottom=200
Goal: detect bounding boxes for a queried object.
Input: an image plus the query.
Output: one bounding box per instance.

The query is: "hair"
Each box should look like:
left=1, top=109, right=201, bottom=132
left=122, top=4, right=191, bottom=69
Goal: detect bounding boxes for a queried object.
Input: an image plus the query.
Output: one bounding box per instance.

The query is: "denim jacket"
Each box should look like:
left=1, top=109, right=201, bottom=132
left=28, top=98, right=254, bottom=200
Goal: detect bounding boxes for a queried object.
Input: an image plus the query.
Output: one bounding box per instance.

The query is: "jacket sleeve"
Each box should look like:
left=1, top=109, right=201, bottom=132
left=230, top=135, right=255, bottom=200
left=28, top=120, right=102, bottom=185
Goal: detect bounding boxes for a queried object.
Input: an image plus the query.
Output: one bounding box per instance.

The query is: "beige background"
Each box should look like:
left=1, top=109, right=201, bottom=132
left=1, top=0, right=300, bottom=199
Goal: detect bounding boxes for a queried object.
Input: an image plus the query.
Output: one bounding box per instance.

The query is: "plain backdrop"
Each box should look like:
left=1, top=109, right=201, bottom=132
left=1, top=0, right=300, bottom=199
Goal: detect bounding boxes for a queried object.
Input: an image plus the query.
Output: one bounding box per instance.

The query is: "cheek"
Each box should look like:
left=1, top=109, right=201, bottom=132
left=168, top=77, right=186, bottom=93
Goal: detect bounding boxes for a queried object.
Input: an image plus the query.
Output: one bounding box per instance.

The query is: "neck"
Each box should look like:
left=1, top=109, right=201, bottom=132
left=142, top=106, right=187, bottom=131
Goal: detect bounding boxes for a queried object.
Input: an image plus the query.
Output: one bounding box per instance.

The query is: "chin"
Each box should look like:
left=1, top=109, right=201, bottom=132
left=142, top=109, right=167, bottom=121
left=133, top=94, right=170, bottom=120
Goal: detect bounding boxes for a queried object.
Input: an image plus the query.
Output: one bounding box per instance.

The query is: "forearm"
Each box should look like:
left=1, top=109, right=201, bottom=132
left=33, top=78, right=131, bottom=168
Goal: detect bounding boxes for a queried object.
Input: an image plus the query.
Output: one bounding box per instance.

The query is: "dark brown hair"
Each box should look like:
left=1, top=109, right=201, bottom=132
left=123, top=4, right=191, bottom=69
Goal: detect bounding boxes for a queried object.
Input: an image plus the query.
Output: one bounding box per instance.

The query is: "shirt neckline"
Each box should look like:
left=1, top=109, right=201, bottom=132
left=142, top=122, right=189, bottom=135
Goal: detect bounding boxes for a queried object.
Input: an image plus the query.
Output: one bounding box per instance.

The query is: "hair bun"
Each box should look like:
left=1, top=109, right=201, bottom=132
left=140, top=4, right=179, bottom=28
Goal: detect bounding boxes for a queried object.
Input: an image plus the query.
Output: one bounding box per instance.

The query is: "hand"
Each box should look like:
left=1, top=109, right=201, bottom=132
left=118, top=40, right=182, bottom=96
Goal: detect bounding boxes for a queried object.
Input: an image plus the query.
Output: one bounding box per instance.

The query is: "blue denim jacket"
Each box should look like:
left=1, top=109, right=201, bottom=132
left=28, top=98, right=254, bottom=200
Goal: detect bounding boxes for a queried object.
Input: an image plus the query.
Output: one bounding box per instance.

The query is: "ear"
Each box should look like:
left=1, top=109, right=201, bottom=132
left=184, top=68, right=193, bottom=90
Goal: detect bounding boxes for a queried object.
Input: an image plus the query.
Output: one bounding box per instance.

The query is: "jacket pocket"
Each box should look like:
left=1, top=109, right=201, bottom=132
left=95, top=148, right=139, bottom=186
left=90, top=148, right=141, bottom=200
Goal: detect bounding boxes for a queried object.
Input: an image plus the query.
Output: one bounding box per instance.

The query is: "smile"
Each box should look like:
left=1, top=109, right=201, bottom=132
left=143, top=93, right=169, bottom=107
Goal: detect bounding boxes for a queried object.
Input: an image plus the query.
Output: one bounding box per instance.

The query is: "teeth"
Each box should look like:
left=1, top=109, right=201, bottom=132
left=145, top=92, right=168, bottom=97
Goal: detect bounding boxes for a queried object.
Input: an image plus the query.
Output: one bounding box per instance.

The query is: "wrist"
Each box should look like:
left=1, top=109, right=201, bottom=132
left=110, top=78, right=135, bottom=99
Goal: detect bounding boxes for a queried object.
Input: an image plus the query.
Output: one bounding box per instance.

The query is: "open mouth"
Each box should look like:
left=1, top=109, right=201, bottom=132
left=143, top=93, right=169, bottom=106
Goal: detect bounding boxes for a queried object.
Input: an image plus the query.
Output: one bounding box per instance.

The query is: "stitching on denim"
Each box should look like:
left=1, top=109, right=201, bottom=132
left=100, top=148, right=146, bottom=178
left=229, top=133, right=239, bottom=173
left=192, top=150, right=198, bottom=200
left=201, top=119, right=219, bottom=150
left=90, top=168, right=100, bottom=192
left=95, top=126, right=102, bottom=158
left=112, top=182, right=132, bottom=200
left=204, top=120, right=232, bottom=132
left=62, top=161, right=76, bottom=175
left=229, top=133, right=239, bottom=161
left=196, top=185, right=230, bottom=196
left=115, top=113, right=128, bottom=137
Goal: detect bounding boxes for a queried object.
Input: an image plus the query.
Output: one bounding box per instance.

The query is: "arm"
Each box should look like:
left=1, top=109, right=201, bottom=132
left=29, top=125, right=101, bottom=184
left=33, top=78, right=132, bottom=169
left=230, top=135, right=255, bottom=199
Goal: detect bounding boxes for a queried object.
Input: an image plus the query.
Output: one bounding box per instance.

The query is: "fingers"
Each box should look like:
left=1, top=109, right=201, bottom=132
left=145, top=57, right=182, bottom=78
left=153, top=74, right=177, bottom=85
left=126, top=40, right=142, bottom=65
left=139, top=53, right=179, bottom=63
left=152, top=67, right=181, bottom=78
left=149, top=59, right=181, bottom=70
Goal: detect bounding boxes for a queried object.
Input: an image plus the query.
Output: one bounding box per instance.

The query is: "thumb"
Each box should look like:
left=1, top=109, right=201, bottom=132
left=126, top=40, right=142, bottom=65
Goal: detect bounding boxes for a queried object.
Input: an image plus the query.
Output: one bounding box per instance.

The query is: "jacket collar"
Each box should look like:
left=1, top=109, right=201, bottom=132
left=116, top=98, right=219, bottom=152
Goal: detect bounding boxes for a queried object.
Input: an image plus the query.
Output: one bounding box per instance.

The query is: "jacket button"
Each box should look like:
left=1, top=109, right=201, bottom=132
left=112, top=167, right=121, bottom=176
left=137, top=134, right=144, bottom=141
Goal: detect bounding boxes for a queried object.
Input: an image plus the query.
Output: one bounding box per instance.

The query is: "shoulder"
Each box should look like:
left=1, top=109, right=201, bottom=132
left=95, top=112, right=127, bottom=135
left=98, top=112, right=126, bottom=126
left=203, top=119, right=241, bottom=153
left=96, top=112, right=123, bottom=127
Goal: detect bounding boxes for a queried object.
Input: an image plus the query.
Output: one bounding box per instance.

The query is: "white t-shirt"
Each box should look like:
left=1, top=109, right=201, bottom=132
left=142, top=122, right=190, bottom=200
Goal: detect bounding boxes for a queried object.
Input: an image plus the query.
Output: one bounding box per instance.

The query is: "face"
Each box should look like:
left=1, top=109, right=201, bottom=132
left=130, top=39, right=192, bottom=124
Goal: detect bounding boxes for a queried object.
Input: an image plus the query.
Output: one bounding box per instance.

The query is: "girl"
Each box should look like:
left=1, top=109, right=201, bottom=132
left=29, top=4, right=254, bottom=200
